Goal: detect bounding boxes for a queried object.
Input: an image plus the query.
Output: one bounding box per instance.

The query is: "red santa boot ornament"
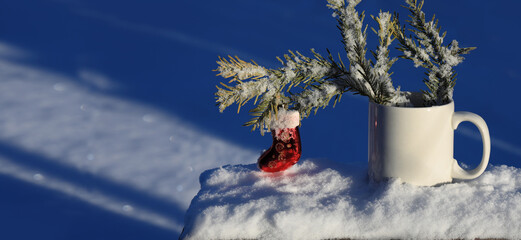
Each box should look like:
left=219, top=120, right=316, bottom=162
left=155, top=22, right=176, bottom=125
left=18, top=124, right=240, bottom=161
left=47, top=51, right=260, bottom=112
left=258, top=109, right=302, bottom=172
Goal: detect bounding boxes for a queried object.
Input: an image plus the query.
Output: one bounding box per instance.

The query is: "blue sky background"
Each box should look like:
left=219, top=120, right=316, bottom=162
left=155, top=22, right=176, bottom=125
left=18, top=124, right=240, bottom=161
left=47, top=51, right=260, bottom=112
left=1, top=0, right=520, bottom=239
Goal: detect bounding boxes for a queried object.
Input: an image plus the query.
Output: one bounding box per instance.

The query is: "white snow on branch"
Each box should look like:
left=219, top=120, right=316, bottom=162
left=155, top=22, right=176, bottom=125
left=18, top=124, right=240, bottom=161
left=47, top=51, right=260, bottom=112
left=308, top=59, right=331, bottom=78
left=236, top=78, right=270, bottom=101
left=218, top=64, right=268, bottom=81
left=326, top=0, right=345, bottom=9
left=293, top=83, right=339, bottom=114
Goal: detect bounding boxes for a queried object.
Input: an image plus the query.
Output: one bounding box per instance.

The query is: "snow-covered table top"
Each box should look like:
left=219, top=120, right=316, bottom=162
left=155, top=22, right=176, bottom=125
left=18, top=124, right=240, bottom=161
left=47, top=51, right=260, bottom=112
left=180, top=159, right=521, bottom=239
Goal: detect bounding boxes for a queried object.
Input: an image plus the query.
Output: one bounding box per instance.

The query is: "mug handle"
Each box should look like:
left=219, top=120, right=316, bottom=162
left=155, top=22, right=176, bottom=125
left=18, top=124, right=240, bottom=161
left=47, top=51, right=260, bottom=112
left=451, top=112, right=491, bottom=179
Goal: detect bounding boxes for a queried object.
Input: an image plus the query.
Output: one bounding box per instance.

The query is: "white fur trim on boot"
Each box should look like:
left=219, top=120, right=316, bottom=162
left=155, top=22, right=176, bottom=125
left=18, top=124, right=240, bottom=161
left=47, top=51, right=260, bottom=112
left=270, top=109, right=300, bottom=130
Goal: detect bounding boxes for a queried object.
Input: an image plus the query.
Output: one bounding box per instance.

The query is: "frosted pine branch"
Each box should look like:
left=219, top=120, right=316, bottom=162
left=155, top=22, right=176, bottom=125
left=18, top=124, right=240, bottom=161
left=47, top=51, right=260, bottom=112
left=278, top=50, right=338, bottom=88
left=328, top=0, right=376, bottom=100
left=215, top=0, right=476, bottom=134
left=328, top=0, right=400, bottom=105
left=292, top=78, right=349, bottom=118
left=216, top=56, right=268, bottom=81
left=215, top=56, right=272, bottom=113
left=215, top=52, right=345, bottom=133
left=393, top=0, right=476, bottom=105
left=370, top=11, right=399, bottom=105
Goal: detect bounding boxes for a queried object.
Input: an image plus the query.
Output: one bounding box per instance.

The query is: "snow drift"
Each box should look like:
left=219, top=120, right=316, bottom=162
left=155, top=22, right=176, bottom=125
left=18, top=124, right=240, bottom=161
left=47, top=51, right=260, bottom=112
left=181, top=159, right=521, bottom=239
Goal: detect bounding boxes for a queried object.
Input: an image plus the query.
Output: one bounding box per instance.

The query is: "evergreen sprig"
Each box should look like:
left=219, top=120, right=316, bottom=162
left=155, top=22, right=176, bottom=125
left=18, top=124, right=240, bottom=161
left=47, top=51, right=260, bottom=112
left=290, top=50, right=349, bottom=118
left=215, top=50, right=344, bottom=133
left=327, top=0, right=399, bottom=105
left=215, top=56, right=270, bottom=114
left=215, top=0, right=475, bottom=133
left=392, top=0, right=476, bottom=105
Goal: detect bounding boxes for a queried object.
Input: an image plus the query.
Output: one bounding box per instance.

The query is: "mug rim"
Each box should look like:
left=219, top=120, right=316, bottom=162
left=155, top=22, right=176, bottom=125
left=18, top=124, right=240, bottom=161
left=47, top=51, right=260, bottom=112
left=369, top=100, right=454, bottom=109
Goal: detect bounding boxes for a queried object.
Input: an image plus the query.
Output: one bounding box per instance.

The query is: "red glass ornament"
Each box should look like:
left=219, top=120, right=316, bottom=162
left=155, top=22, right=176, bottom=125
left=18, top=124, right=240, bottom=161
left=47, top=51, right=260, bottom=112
left=258, top=127, right=302, bottom=172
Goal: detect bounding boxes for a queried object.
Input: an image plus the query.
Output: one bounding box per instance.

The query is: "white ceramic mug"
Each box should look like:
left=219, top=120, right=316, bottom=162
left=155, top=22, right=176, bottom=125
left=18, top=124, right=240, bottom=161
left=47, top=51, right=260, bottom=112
left=368, top=100, right=490, bottom=186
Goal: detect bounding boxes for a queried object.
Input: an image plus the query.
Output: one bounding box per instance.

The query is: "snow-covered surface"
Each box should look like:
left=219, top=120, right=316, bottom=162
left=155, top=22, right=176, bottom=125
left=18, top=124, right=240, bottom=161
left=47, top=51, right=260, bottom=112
left=181, top=159, right=521, bottom=239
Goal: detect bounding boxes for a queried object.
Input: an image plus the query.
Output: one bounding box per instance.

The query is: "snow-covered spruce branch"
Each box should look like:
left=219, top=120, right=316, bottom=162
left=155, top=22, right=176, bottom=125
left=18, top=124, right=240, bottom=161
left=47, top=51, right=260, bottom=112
left=327, top=0, right=399, bottom=105
left=370, top=11, right=401, bottom=104
left=215, top=56, right=271, bottom=113
left=215, top=51, right=343, bottom=133
left=215, top=0, right=476, bottom=133
left=393, top=0, right=476, bottom=105
left=286, top=50, right=350, bottom=118
left=291, top=77, right=349, bottom=118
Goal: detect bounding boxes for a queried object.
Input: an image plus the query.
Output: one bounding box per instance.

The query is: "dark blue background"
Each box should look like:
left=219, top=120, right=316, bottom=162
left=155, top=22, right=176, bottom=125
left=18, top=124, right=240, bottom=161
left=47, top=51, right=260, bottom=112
left=0, top=0, right=520, bottom=239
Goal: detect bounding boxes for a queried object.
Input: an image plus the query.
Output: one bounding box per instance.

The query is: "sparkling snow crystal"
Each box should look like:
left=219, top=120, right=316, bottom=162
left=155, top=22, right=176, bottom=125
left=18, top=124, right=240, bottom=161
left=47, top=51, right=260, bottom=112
left=181, top=159, right=521, bottom=240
